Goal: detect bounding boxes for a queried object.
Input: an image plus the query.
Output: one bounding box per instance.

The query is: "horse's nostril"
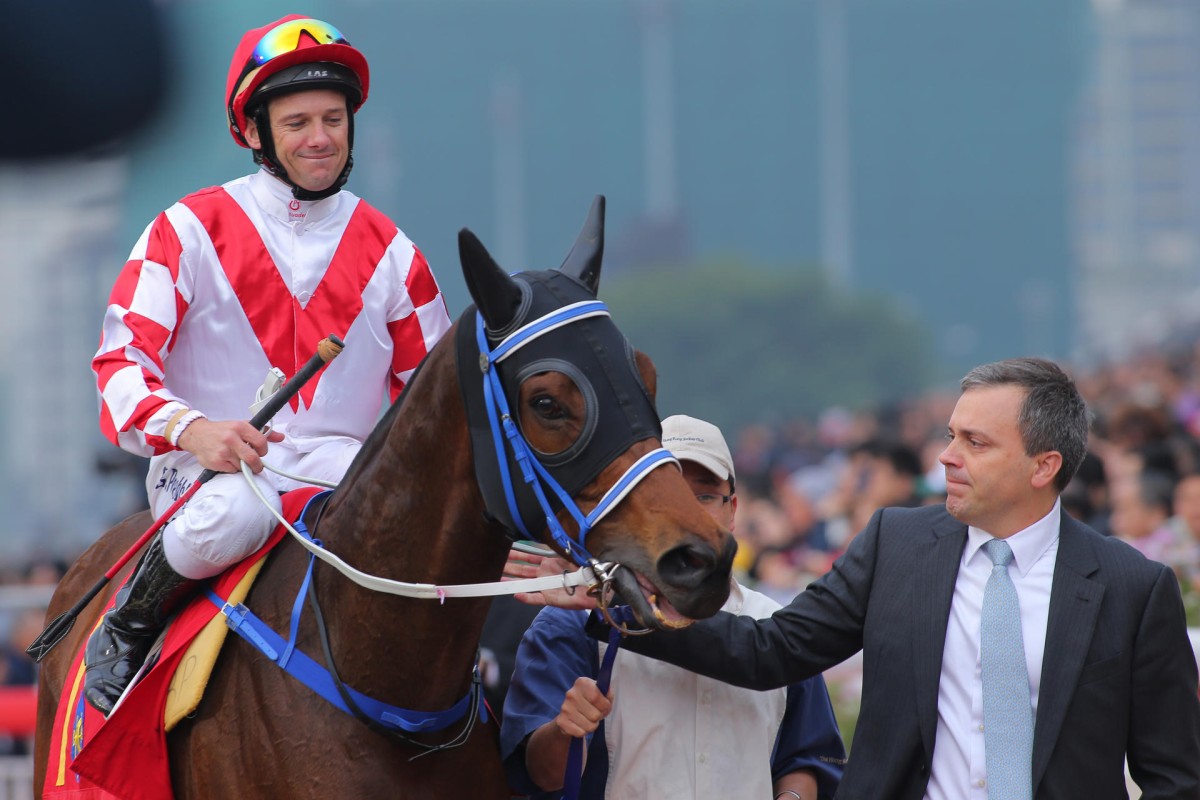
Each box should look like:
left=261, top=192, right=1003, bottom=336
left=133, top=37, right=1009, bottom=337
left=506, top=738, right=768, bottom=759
left=657, top=544, right=717, bottom=588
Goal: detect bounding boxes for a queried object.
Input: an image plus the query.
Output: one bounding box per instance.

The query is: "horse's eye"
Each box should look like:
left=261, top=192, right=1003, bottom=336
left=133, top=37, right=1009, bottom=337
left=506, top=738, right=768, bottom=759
left=531, top=395, right=565, bottom=419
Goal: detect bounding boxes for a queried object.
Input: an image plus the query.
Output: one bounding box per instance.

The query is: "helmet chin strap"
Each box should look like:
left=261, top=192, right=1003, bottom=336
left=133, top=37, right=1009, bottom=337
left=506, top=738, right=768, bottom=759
left=250, top=105, right=356, bottom=201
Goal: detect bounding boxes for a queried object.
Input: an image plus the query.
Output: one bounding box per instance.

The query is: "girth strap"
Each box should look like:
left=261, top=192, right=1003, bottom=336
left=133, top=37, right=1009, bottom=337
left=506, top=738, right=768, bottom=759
left=208, top=591, right=480, bottom=734
left=207, top=492, right=481, bottom=738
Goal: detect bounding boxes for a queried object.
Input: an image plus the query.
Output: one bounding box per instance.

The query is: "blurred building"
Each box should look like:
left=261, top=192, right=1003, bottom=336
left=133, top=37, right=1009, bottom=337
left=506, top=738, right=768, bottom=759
left=1072, top=0, right=1200, bottom=360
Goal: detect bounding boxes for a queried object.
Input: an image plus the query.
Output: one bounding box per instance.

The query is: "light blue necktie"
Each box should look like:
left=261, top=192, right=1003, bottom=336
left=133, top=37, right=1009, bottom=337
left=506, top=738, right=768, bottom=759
left=981, top=539, right=1034, bottom=800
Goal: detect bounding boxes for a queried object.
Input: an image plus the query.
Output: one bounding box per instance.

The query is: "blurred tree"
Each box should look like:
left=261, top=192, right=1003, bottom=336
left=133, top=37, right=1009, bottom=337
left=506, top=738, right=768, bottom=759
left=605, top=262, right=939, bottom=432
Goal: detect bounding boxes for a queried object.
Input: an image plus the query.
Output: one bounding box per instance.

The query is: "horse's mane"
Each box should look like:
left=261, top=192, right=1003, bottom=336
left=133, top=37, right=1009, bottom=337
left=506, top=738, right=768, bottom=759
left=336, top=315, right=462, bottom=491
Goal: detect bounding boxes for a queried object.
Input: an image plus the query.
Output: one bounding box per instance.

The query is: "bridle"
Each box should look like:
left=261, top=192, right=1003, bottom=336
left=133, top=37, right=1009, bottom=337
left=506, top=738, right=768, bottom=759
left=471, top=299, right=677, bottom=633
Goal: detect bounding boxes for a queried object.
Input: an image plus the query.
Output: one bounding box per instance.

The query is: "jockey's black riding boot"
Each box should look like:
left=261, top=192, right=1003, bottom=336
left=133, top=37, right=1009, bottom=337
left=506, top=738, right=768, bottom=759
left=83, top=534, right=199, bottom=715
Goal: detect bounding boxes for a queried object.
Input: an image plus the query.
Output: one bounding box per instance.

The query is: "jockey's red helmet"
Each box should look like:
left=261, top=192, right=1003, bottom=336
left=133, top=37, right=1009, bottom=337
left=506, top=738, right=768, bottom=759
left=225, top=15, right=370, bottom=149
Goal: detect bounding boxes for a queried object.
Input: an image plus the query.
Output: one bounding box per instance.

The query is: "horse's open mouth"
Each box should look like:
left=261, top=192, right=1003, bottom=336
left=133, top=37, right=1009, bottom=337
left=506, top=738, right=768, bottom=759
left=635, top=572, right=693, bottom=629
left=606, top=564, right=696, bottom=631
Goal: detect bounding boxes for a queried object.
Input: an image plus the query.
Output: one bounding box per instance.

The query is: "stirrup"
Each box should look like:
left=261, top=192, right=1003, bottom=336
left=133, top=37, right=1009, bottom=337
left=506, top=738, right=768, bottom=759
left=84, top=628, right=167, bottom=716
left=83, top=621, right=160, bottom=715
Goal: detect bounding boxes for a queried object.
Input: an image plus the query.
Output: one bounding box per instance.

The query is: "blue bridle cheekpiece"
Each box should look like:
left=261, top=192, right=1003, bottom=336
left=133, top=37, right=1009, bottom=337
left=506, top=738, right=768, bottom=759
left=474, top=304, right=678, bottom=570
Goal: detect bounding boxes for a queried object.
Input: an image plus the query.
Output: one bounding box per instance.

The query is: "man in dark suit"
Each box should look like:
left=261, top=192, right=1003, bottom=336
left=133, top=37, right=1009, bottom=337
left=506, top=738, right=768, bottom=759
left=595, top=357, right=1200, bottom=799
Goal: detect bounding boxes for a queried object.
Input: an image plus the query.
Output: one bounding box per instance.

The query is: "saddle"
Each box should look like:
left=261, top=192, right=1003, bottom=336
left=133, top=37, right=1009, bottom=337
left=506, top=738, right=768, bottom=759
left=163, top=551, right=267, bottom=730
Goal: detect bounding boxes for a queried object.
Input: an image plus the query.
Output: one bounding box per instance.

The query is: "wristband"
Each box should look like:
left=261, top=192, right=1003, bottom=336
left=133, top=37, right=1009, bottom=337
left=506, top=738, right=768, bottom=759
left=775, top=791, right=803, bottom=800
left=166, top=409, right=206, bottom=447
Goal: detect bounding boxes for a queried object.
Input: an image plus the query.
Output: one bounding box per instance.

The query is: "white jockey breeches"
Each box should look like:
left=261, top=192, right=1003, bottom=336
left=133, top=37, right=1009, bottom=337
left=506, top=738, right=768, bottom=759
left=145, top=436, right=360, bottom=579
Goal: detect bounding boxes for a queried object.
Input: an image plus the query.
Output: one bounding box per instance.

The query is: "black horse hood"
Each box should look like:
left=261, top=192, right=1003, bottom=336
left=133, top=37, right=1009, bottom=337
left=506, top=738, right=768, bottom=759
left=456, top=269, right=661, bottom=539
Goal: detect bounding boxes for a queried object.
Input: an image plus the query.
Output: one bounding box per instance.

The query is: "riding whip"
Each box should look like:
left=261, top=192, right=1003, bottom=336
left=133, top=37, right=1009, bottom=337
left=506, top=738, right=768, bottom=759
left=26, top=335, right=345, bottom=662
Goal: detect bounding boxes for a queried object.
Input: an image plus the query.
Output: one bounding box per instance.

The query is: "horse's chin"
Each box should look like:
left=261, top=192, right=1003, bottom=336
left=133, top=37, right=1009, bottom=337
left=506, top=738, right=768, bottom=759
left=609, top=566, right=695, bottom=632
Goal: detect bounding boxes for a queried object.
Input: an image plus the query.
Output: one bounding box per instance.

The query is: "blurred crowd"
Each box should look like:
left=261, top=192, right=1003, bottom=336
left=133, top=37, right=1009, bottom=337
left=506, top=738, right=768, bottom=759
left=728, top=341, right=1200, bottom=623
left=0, top=559, right=64, bottom=756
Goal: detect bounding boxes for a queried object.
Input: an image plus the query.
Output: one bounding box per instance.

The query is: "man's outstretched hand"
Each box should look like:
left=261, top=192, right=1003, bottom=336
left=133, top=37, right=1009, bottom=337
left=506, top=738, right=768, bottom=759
left=505, top=548, right=598, bottom=611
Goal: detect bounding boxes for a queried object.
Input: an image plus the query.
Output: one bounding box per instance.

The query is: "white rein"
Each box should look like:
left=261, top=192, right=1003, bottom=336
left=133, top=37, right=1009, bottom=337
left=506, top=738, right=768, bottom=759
left=238, top=460, right=607, bottom=601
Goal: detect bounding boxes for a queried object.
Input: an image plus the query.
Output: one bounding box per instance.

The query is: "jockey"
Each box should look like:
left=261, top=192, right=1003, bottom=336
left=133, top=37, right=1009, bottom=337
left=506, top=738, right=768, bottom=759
left=84, top=14, right=452, bottom=715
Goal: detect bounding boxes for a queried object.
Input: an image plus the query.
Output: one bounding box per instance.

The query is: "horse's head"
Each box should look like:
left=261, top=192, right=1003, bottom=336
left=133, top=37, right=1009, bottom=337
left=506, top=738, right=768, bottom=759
left=455, top=196, right=736, bottom=630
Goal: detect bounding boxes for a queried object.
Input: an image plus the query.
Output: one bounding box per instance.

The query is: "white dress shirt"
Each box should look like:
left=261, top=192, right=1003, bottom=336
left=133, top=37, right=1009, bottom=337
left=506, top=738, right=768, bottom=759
left=600, top=582, right=789, bottom=799
left=925, top=500, right=1061, bottom=800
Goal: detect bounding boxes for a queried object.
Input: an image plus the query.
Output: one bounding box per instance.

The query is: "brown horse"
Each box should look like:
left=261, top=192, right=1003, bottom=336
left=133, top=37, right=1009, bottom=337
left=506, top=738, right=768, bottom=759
left=34, top=197, right=736, bottom=798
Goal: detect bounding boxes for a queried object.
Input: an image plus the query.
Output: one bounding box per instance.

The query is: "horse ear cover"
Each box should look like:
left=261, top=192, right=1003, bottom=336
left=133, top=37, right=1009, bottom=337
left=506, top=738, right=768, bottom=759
left=458, top=228, right=524, bottom=333
left=558, top=195, right=605, bottom=295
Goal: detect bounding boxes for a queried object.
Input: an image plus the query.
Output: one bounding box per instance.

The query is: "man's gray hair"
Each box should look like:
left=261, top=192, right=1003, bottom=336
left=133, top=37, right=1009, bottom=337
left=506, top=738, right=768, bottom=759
left=960, top=357, right=1092, bottom=492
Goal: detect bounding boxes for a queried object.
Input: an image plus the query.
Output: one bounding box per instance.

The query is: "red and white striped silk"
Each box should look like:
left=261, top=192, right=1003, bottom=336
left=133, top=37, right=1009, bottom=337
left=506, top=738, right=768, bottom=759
left=93, top=170, right=452, bottom=457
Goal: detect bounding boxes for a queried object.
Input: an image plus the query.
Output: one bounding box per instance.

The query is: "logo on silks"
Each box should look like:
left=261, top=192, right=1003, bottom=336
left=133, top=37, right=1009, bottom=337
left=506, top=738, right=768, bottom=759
left=455, top=268, right=662, bottom=539
left=70, top=693, right=87, bottom=765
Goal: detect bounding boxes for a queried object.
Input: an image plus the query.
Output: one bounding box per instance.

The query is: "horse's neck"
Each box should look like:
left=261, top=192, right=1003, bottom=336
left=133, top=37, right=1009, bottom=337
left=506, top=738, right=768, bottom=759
left=324, top=345, right=505, bottom=579
left=310, top=344, right=511, bottom=707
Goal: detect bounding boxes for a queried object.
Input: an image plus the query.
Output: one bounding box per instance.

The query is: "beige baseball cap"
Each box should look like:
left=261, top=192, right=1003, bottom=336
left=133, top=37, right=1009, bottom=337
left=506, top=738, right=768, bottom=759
left=661, top=414, right=735, bottom=482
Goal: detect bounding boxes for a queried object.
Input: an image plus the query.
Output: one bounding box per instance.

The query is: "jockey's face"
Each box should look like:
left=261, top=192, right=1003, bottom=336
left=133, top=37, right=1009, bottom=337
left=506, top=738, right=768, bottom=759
left=246, top=88, right=350, bottom=192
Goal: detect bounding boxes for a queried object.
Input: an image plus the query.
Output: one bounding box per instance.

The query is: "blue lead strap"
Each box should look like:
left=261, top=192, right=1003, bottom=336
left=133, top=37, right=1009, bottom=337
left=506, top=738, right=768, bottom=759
left=562, top=611, right=626, bottom=800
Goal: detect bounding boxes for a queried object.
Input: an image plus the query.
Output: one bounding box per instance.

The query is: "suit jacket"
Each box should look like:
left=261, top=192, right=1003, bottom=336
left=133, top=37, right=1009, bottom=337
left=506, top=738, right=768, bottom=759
left=614, top=504, right=1200, bottom=799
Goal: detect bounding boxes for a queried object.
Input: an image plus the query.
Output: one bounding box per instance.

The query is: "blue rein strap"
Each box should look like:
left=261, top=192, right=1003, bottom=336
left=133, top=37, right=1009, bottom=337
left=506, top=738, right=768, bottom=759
left=206, top=490, right=481, bottom=736
left=562, top=610, right=627, bottom=800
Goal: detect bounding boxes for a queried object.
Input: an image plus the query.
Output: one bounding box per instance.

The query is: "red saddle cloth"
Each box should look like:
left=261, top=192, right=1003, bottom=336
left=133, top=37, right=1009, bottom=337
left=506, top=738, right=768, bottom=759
left=43, top=487, right=323, bottom=800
